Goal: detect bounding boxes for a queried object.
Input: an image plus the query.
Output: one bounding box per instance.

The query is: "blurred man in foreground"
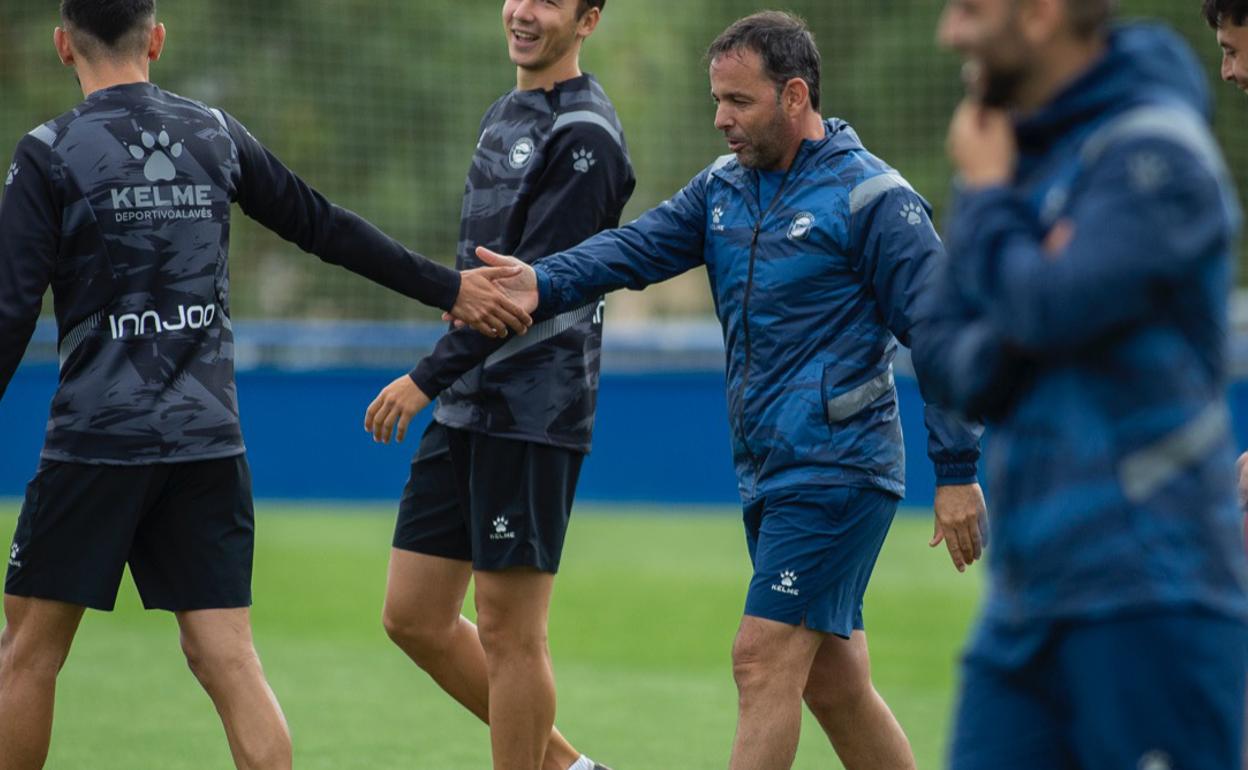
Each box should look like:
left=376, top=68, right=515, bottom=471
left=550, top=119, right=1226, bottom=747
left=918, top=0, right=1248, bottom=767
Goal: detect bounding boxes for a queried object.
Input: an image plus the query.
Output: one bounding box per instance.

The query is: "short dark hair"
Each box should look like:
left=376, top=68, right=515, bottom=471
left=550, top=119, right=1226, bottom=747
left=707, top=11, right=822, bottom=112
left=60, top=0, right=155, bottom=56
left=1203, top=0, right=1248, bottom=27
left=578, top=0, right=606, bottom=16
left=1063, top=0, right=1118, bottom=38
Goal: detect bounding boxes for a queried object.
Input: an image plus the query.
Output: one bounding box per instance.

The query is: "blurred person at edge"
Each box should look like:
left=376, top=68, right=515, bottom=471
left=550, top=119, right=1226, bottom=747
left=916, top=0, right=1248, bottom=768
left=1203, top=0, right=1248, bottom=552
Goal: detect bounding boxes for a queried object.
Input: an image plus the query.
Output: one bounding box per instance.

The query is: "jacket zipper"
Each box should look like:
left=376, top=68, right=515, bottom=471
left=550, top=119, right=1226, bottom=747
left=735, top=168, right=795, bottom=478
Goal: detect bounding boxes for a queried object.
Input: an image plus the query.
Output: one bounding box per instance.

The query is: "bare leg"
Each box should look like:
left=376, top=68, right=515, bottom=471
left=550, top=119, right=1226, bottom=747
left=728, top=615, right=824, bottom=770
left=803, top=631, right=915, bottom=770
left=382, top=550, right=581, bottom=770
left=0, top=595, right=85, bottom=770
left=176, top=608, right=291, bottom=770
left=474, top=568, right=558, bottom=770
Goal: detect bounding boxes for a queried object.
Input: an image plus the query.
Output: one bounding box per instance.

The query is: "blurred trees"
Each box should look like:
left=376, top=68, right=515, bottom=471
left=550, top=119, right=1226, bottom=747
left=1, top=1, right=1243, bottom=319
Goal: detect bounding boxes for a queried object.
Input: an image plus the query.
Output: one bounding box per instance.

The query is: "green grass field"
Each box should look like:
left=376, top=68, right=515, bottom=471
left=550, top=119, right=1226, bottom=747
left=0, top=503, right=982, bottom=769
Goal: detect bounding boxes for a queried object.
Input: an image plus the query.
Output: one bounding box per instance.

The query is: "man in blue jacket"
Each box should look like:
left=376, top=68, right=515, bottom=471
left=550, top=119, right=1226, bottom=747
left=465, top=12, right=986, bottom=770
left=921, top=1, right=1248, bottom=767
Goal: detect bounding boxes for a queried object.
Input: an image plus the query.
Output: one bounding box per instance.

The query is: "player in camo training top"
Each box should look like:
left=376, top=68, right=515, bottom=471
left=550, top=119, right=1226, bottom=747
left=0, top=2, right=531, bottom=768
left=361, top=1, right=633, bottom=769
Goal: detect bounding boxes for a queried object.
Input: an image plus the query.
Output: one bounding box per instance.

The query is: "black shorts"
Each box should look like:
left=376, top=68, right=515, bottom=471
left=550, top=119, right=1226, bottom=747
left=5, top=455, right=255, bottom=612
left=393, top=422, right=584, bottom=573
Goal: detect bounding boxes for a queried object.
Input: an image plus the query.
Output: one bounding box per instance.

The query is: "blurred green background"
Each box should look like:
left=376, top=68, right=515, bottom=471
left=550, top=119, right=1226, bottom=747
left=0, top=504, right=981, bottom=770
left=1, top=1, right=1244, bottom=320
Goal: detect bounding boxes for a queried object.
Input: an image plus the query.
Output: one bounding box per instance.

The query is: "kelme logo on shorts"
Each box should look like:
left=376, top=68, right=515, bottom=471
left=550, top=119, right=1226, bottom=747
left=771, top=570, right=799, bottom=596
left=8, top=543, right=20, bottom=569
left=490, top=516, right=516, bottom=541
left=787, top=212, right=815, bottom=241
left=509, top=137, right=535, bottom=169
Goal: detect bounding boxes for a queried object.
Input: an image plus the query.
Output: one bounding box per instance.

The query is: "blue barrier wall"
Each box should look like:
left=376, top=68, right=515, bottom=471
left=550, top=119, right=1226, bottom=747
left=0, top=362, right=951, bottom=507
left=7, top=317, right=1248, bottom=509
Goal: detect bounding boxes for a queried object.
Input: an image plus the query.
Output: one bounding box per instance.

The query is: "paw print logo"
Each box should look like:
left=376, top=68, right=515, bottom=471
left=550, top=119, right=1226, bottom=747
left=712, top=206, right=724, bottom=225
left=9, top=543, right=16, bottom=560
left=493, top=517, right=509, bottom=534
left=128, top=128, right=183, bottom=183
left=572, top=148, right=597, bottom=174
left=900, top=201, right=925, bottom=226
left=4, top=163, right=17, bottom=187
left=779, top=570, right=797, bottom=588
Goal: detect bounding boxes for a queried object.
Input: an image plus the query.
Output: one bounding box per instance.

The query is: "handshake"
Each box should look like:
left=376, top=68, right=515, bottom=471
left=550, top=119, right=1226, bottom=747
left=364, top=247, right=541, bottom=444
left=447, top=247, right=541, bottom=339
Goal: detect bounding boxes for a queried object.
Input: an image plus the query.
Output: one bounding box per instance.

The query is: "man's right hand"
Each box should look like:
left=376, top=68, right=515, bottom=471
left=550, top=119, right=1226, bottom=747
left=452, top=262, right=533, bottom=338
left=474, top=247, right=539, bottom=314
left=446, top=247, right=540, bottom=331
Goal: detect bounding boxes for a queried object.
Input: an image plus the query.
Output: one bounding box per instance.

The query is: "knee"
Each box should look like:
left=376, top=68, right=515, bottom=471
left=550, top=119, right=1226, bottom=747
left=476, top=611, right=547, bottom=664
left=181, top=637, right=258, bottom=688
left=731, top=634, right=778, bottom=696
left=802, top=658, right=872, bottom=718
left=0, top=624, right=69, bottom=680
left=381, top=606, right=454, bottom=663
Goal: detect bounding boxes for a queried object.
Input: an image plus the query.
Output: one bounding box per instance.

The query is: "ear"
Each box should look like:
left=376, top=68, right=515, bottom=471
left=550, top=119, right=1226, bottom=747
left=577, top=7, right=601, bottom=40
left=781, top=77, right=811, bottom=117
left=54, top=26, right=75, bottom=66
left=148, top=22, right=166, bottom=62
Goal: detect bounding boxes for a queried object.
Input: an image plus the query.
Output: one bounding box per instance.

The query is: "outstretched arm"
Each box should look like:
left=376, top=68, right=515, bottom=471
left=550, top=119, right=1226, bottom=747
left=223, top=112, right=529, bottom=336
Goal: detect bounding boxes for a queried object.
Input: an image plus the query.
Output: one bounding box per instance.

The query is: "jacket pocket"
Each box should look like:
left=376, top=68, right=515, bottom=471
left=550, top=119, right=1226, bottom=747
left=822, top=365, right=895, bottom=425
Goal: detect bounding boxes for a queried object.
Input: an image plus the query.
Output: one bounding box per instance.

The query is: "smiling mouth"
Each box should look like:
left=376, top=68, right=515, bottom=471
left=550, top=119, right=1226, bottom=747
left=511, top=29, right=539, bottom=44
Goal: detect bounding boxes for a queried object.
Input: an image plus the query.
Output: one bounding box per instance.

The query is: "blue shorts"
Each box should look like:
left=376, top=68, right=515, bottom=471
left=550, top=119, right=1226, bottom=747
left=742, top=485, right=897, bottom=638
left=950, top=608, right=1248, bottom=770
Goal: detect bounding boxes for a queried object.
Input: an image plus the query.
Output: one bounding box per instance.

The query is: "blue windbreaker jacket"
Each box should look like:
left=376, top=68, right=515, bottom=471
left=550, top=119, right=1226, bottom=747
left=913, top=24, right=1248, bottom=628
left=534, top=119, right=981, bottom=502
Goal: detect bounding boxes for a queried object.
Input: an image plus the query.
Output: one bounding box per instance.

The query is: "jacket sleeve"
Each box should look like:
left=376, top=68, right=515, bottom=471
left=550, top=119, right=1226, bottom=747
left=0, top=135, right=58, bottom=400
left=850, top=180, right=982, bottom=485
left=409, top=123, right=635, bottom=398
left=534, top=168, right=710, bottom=314
left=223, top=112, right=462, bottom=312
left=945, top=132, right=1238, bottom=355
